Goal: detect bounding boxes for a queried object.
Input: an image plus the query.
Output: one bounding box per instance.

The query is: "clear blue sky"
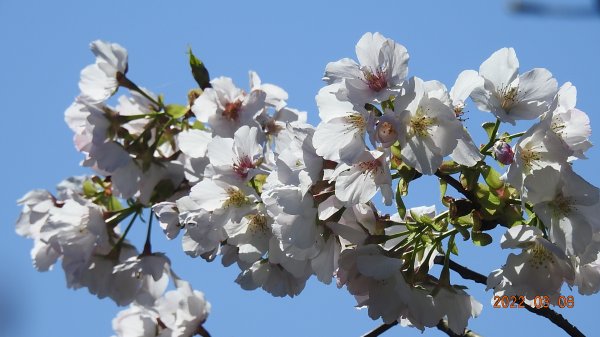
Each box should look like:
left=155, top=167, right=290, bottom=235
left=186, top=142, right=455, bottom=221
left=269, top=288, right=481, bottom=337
left=1, top=1, right=599, bottom=336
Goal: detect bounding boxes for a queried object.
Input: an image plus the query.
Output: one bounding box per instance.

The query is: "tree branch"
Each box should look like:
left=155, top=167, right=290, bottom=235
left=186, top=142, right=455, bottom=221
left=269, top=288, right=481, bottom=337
left=433, top=256, right=586, bottom=337
left=435, top=171, right=477, bottom=206
left=361, top=321, right=397, bottom=337
left=436, top=319, right=482, bottom=337
left=361, top=319, right=482, bottom=337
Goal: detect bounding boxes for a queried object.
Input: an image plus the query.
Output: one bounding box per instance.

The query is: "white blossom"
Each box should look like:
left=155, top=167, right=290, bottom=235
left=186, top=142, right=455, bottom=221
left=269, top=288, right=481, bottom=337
left=324, top=32, right=409, bottom=104
left=79, top=40, right=128, bottom=104
left=191, top=76, right=266, bottom=138
left=524, top=166, right=600, bottom=259
left=330, top=150, right=392, bottom=206
left=487, top=225, right=574, bottom=303
left=393, top=77, right=464, bottom=175
left=470, top=47, right=558, bottom=124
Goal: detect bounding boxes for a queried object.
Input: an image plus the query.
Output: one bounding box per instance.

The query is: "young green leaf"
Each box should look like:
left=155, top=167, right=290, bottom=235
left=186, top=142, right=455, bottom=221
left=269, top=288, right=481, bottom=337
left=472, top=232, right=493, bottom=246
left=189, top=48, right=211, bottom=89
left=165, top=104, right=188, bottom=119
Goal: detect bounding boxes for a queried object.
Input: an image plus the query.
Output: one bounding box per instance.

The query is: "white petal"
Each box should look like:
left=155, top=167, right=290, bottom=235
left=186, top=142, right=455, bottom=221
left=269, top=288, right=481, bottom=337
left=479, top=47, right=519, bottom=92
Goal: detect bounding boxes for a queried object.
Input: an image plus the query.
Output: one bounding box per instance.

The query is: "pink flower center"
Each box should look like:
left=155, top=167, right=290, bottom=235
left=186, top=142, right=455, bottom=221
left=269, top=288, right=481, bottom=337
left=223, top=100, right=243, bottom=121
left=233, top=155, right=255, bottom=179
left=357, top=159, right=382, bottom=176
left=363, top=67, right=388, bottom=92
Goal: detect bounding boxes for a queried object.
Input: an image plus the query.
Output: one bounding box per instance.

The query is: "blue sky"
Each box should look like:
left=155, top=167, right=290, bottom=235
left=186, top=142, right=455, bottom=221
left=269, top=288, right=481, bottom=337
left=1, top=1, right=599, bottom=336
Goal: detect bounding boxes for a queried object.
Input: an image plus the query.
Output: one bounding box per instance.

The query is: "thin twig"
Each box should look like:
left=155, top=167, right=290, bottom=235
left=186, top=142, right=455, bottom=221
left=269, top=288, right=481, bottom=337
left=436, top=319, right=482, bottom=337
left=361, top=321, right=397, bottom=337
left=435, top=171, right=477, bottom=206
left=362, top=319, right=482, bottom=337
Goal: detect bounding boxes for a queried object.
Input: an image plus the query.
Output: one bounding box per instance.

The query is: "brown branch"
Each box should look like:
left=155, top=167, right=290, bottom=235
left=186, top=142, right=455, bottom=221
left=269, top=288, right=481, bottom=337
left=361, top=321, right=397, bottom=337
left=435, top=171, right=477, bottom=206
left=361, top=319, right=482, bottom=337
left=433, top=257, right=586, bottom=337
left=436, top=319, right=482, bottom=337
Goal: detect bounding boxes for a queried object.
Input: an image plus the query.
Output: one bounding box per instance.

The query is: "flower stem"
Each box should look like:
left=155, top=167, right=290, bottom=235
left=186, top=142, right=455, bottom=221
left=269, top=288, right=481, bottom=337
left=109, top=211, right=139, bottom=256
left=142, top=208, right=154, bottom=255
left=118, top=74, right=163, bottom=110
left=480, top=118, right=501, bottom=154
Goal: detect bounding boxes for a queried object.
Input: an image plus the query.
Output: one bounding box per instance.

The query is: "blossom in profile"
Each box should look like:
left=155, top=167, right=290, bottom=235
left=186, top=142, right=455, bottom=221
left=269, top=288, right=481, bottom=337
left=79, top=40, right=128, bottom=104
left=313, top=83, right=370, bottom=164
left=544, top=82, right=593, bottom=161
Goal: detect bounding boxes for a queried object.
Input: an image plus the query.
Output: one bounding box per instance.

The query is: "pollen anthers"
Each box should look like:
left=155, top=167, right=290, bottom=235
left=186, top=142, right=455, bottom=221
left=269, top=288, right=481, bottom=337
left=246, top=214, right=268, bottom=234
left=378, top=121, right=396, bottom=138
left=498, top=83, right=520, bottom=110
left=264, top=119, right=284, bottom=136
left=409, top=108, right=436, bottom=138
left=519, top=147, right=541, bottom=170
left=356, top=159, right=382, bottom=177
left=550, top=194, right=575, bottom=217
left=362, top=66, right=388, bottom=92
left=345, top=113, right=367, bottom=133
left=233, top=155, right=255, bottom=179
left=453, top=103, right=466, bottom=119
left=223, top=187, right=251, bottom=208
left=527, top=242, right=555, bottom=270
left=223, top=99, right=243, bottom=121
left=551, top=119, right=566, bottom=135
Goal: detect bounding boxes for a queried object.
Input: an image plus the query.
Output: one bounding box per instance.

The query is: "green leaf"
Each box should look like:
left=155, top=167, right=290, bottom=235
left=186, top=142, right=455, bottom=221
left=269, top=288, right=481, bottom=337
left=192, top=120, right=206, bottom=130
left=500, top=205, right=525, bottom=228
left=439, top=178, right=447, bottom=200
left=82, top=180, right=98, bottom=198
left=480, top=165, right=503, bottom=190
left=390, top=144, right=402, bottom=159
left=106, top=196, right=123, bottom=212
left=449, top=240, right=459, bottom=255
left=482, top=121, right=496, bottom=138
left=395, top=183, right=406, bottom=219
left=438, top=160, right=461, bottom=174
left=398, top=178, right=409, bottom=196
left=188, top=48, right=211, bottom=89
left=460, top=168, right=480, bottom=192
left=165, top=104, right=188, bottom=119
left=472, top=232, right=493, bottom=246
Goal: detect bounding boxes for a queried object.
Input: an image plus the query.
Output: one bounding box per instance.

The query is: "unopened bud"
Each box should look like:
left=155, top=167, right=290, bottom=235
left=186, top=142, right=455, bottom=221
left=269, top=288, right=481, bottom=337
left=492, top=140, right=514, bottom=165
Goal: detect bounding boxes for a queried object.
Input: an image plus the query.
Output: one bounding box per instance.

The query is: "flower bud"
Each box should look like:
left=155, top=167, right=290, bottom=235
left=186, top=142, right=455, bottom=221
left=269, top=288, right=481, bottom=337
left=376, top=115, right=400, bottom=147
left=492, top=140, right=514, bottom=165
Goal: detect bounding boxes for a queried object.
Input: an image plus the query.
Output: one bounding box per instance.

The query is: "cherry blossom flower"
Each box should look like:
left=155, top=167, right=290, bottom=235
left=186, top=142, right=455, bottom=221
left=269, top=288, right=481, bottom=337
left=324, top=32, right=409, bottom=104
left=393, top=77, right=464, bottom=175
left=313, top=83, right=370, bottom=164
left=505, top=120, right=571, bottom=191
left=487, top=225, right=574, bottom=303
left=330, top=150, right=393, bottom=206
left=79, top=40, right=128, bottom=104
left=470, top=47, right=558, bottom=124
left=523, top=166, right=600, bottom=259
left=543, top=82, right=593, bottom=160
left=205, top=125, right=263, bottom=184
left=192, top=76, right=266, bottom=137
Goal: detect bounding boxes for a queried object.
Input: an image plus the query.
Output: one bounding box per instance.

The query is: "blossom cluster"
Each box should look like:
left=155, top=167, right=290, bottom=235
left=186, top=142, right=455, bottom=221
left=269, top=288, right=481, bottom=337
left=15, top=33, right=599, bottom=336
